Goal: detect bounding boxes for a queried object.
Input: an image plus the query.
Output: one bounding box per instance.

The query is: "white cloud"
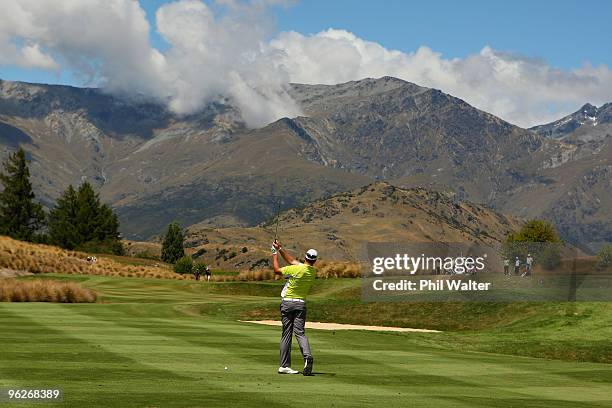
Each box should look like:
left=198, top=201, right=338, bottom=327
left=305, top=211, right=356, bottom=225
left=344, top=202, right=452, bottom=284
left=154, top=0, right=300, bottom=126
left=271, top=29, right=612, bottom=127
left=0, top=1, right=611, bottom=127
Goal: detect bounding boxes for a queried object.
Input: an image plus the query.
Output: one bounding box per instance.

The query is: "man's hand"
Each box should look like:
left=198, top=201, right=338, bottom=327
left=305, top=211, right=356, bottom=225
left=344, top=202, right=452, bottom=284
left=272, top=240, right=281, bottom=255
left=272, top=241, right=282, bottom=274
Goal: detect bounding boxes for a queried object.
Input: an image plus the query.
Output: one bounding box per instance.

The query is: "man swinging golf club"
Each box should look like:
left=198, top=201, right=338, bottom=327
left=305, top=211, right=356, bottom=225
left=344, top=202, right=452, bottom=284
left=272, top=240, right=317, bottom=376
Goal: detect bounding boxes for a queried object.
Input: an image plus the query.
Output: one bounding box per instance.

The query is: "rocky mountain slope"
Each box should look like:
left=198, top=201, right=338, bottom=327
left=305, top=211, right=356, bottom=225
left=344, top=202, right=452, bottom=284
left=524, top=103, right=612, bottom=250
left=0, top=79, right=368, bottom=239
left=0, top=77, right=609, bottom=250
left=530, top=103, right=612, bottom=142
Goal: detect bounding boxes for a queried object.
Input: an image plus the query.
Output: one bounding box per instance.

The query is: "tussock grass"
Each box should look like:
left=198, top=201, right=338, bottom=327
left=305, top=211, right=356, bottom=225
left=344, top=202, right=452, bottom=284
left=207, top=261, right=361, bottom=281
left=0, top=279, right=97, bottom=303
left=316, top=261, right=361, bottom=278
left=0, top=236, right=187, bottom=280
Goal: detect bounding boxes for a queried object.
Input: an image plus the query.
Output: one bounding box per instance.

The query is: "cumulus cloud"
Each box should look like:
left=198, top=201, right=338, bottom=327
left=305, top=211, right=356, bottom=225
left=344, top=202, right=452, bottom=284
left=0, top=0, right=611, bottom=127
left=0, top=0, right=300, bottom=127
left=154, top=0, right=300, bottom=126
left=271, top=29, right=612, bottom=127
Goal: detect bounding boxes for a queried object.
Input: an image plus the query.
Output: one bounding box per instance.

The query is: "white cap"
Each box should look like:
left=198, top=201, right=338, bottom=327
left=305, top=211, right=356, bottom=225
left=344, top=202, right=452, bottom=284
left=305, top=249, right=318, bottom=261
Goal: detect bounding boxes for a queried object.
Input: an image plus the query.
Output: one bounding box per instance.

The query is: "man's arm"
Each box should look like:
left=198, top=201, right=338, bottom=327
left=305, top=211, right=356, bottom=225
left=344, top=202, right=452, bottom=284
left=279, top=247, right=300, bottom=265
left=272, top=251, right=283, bottom=275
left=273, top=241, right=300, bottom=265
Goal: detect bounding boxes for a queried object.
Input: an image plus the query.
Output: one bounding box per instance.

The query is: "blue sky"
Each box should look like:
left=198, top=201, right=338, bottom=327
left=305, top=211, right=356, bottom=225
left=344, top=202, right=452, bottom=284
left=1, top=0, right=611, bottom=126
left=4, top=0, right=611, bottom=86
left=273, top=0, right=612, bottom=69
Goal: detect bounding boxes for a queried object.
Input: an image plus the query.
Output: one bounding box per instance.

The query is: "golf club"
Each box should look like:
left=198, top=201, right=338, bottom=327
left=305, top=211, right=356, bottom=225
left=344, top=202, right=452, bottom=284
left=273, top=197, right=282, bottom=244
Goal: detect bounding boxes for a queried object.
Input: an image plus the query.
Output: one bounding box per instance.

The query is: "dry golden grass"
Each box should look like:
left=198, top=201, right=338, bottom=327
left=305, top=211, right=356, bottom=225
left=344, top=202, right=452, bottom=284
left=0, top=279, right=97, bottom=303
left=0, top=236, right=188, bottom=280
left=207, top=261, right=361, bottom=282
left=316, top=261, right=362, bottom=278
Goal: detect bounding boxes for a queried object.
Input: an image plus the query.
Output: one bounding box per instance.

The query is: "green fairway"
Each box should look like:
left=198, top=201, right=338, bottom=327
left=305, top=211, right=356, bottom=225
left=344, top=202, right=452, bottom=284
left=1, top=276, right=612, bottom=407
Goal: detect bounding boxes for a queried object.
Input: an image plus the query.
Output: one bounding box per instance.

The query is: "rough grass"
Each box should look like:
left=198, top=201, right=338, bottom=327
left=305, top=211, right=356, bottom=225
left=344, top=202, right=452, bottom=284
left=0, top=236, right=186, bottom=280
left=0, top=278, right=96, bottom=302
left=0, top=236, right=363, bottom=283
left=209, top=261, right=360, bottom=282
left=316, top=261, right=361, bottom=278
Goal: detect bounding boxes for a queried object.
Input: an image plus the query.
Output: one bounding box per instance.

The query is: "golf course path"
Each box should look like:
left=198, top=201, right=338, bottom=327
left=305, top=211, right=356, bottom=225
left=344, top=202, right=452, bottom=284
left=240, top=320, right=441, bottom=332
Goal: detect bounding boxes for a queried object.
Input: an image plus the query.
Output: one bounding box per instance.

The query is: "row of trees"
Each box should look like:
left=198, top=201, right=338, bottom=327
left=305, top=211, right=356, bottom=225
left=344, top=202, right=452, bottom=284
left=0, top=149, right=122, bottom=254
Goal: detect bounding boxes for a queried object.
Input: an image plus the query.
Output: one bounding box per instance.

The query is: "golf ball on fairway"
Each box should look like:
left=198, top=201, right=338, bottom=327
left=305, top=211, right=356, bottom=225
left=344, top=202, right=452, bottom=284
left=224, top=366, right=228, bottom=370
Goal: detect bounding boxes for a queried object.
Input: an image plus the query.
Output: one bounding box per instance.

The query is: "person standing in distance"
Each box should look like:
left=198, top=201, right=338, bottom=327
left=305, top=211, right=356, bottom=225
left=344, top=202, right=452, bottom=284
left=514, top=257, right=520, bottom=275
left=523, top=254, right=534, bottom=277
left=272, top=241, right=317, bottom=376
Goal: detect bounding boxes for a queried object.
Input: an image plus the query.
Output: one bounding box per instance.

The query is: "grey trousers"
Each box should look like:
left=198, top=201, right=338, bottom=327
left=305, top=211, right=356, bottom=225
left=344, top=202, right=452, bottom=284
left=279, top=300, right=312, bottom=368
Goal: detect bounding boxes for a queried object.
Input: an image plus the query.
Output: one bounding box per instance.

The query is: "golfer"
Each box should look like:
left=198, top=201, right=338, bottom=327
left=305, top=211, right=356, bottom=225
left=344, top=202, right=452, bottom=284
left=272, top=240, right=316, bottom=376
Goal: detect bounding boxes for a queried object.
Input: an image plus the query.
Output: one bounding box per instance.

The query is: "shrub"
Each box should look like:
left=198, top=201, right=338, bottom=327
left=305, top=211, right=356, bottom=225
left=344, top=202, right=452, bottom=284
left=0, top=279, right=97, bottom=303
left=316, top=261, right=361, bottom=278
left=596, top=244, right=612, bottom=270
left=174, top=256, right=193, bottom=274
left=506, top=219, right=561, bottom=244
left=504, top=219, right=562, bottom=262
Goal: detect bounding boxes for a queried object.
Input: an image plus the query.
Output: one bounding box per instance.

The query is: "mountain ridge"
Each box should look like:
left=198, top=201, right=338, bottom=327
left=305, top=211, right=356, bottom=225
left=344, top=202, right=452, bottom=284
left=0, top=76, right=609, bottom=250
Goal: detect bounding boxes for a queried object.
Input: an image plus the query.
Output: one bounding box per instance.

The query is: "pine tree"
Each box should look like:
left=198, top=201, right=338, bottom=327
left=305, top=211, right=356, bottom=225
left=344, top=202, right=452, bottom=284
left=0, top=148, right=45, bottom=241
left=48, top=182, right=123, bottom=254
left=161, top=222, right=184, bottom=264
left=48, top=185, right=79, bottom=249
left=76, top=182, right=100, bottom=243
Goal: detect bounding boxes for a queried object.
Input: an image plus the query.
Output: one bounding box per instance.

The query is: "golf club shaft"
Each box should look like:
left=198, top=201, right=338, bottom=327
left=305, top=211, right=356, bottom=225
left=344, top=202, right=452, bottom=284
left=274, top=198, right=281, bottom=243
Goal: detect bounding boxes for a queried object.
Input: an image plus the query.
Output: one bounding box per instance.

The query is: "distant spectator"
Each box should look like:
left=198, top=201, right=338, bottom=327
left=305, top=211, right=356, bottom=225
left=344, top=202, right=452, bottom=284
left=503, top=258, right=510, bottom=276
left=205, top=266, right=211, bottom=282
left=514, top=257, right=520, bottom=275
left=523, top=254, right=534, bottom=277
left=194, top=268, right=200, bottom=281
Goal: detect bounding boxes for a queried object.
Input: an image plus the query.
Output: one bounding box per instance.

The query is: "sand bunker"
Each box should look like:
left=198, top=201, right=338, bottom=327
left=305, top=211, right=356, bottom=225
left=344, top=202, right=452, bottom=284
left=240, top=320, right=440, bottom=333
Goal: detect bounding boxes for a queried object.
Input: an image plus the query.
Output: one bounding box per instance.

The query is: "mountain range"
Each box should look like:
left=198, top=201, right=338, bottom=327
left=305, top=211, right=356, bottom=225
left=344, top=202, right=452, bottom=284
left=0, top=77, right=609, bottom=251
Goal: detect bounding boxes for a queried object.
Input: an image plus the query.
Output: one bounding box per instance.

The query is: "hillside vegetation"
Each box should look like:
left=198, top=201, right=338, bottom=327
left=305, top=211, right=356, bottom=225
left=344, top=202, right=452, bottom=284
left=0, top=236, right=184, bottom=280
left=185, top=181, right=521, bottom=268
left=0, top=278, right=96, bottom=302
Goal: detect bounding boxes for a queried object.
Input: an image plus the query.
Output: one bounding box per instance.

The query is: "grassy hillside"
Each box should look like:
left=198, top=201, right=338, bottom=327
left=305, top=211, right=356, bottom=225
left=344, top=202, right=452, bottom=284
left=184, top=181, right=522, bottom=269
left=0, top=236, right=183, bottom=280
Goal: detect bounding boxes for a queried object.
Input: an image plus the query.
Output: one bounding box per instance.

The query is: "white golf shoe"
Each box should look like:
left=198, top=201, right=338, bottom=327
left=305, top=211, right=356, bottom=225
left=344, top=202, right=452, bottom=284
left=278, top=367, right=299, bottom=374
